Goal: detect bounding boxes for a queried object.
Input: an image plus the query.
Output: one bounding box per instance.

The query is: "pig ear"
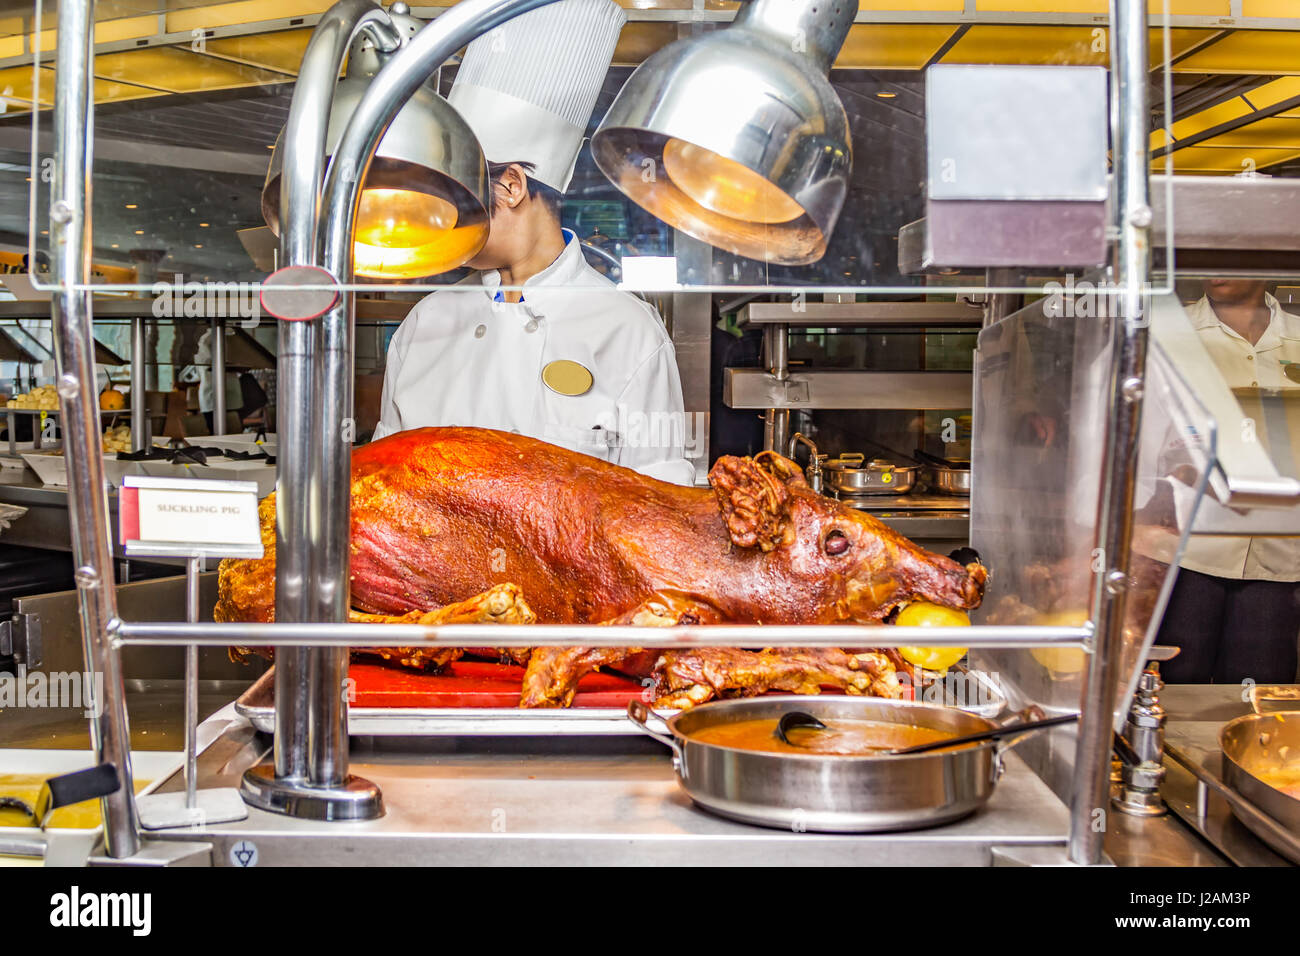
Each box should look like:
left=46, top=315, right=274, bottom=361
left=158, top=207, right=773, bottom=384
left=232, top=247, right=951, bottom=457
left=754, top=450, right=809, bottom=489
left=709, top=454, right=797, bottom=551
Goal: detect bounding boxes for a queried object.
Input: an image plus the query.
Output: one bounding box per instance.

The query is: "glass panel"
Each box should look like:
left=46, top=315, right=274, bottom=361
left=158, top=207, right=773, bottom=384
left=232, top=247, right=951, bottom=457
left=968, top=291, right=1213, bottom=797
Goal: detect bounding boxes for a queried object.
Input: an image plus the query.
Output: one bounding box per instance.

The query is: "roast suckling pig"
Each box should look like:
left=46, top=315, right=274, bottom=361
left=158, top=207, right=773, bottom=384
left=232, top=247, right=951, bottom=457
left=216, top=427, right=987, bottom=707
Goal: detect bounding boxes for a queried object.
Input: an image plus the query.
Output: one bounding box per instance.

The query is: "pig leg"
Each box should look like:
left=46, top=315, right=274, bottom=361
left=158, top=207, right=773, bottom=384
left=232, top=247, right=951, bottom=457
left=233, top=584, right=537, bottom=673
left=352, top=583, right=536, bottom=671
left=518, top=594, right=720, bottom=708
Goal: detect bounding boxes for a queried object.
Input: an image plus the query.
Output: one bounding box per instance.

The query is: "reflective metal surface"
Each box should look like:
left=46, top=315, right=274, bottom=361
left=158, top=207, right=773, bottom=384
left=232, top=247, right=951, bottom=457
left=628, top=696, right=1028, bottom=833
left=1070, top=0, right=1153, bottom=867
left=48, top=0, right=139, bottom=859
left=240, top=764, right=383, bottom=821
left=115, top=619, right=1088, bottom=650
left=141, top=717, right=1074, bottom=866
left=593, top=0, right=851, bottom=264
left=1219, top=711, right=1300, bottom=864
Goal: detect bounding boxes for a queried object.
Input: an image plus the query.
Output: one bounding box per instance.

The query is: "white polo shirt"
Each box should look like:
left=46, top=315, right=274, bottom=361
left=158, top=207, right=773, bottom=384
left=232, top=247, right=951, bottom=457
left=1179, top=293, right=1300, bottom=582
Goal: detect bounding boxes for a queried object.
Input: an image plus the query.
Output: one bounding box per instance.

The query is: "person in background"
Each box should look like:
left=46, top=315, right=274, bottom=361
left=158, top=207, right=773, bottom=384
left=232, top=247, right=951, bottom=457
left=372, top=0, right=694, bottom=486
left=179, top=326, right=244, bottom=433
left=1156, top=279, right=1300, bottom=684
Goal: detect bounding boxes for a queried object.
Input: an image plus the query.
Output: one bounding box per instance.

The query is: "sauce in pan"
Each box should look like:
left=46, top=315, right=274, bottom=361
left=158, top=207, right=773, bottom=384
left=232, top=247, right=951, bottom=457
left=688, top=717, right=960, bottom=756
left=1256, top=766, right=1300, bottom=800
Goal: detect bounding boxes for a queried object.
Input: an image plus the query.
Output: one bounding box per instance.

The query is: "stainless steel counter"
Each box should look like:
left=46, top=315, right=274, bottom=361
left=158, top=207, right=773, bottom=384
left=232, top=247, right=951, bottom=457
left=140, top=714, right=1073, bottom=866
left=1160, top=684, right=1296, bottom=867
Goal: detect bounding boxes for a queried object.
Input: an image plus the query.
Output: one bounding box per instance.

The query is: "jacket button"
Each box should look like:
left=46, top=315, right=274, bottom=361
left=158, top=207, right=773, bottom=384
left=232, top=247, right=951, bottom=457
left=1247, top=354, right=1254, bottom=361
left=474, top=325, right=486, bottom=338
left=524, top=318, right=538, bottom=333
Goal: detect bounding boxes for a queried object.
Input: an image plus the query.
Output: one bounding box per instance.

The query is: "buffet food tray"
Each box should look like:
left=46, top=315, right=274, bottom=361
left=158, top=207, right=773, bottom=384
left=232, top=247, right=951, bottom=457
left=234, top=660, right=1008, bottom=737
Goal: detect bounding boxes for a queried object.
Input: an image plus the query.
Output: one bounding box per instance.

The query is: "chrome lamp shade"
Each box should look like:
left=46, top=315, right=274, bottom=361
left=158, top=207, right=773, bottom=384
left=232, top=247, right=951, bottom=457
left=262, top=14, right=491, bottom=279
left=592, top=0, right=854, bottom=265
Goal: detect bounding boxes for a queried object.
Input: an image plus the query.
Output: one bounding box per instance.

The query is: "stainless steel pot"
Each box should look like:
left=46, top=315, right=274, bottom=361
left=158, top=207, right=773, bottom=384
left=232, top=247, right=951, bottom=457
left=914, top=449, right=971, bottom=497
left=628, top=696, right=1049, bottom=833
left=822, top=453, right=919, bottom=496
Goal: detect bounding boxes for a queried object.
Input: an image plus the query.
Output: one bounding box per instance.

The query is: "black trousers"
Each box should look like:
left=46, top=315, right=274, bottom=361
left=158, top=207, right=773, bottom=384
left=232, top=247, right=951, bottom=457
left=1156, top=567, right=1300, bottom=684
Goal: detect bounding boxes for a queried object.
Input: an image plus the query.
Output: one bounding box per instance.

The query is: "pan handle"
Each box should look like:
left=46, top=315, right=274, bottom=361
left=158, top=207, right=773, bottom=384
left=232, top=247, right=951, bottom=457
left=990, top=706, right=1078, bottom=777
left=627, top=700, right=684, bottom=770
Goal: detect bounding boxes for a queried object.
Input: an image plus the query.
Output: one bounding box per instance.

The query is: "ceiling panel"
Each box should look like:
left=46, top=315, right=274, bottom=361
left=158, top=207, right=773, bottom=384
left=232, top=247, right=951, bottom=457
left=0, top=64, right=47, bottom=107
left=1245, top=74, right=1300, bottom=108
left=202, top=28, right=312, bottom=75
left=1160, top=143, right=1300, bottom=172
left=165, top=0, right=333, bottom=35
left=837, top=24, right=958, bottom=69
left=1174, top=30, right=1300, bottom=74
left=94, top=46, right=289, bottom=94
left=613, top=22, right=679, bottom=65
left=1195, top=114, right=1300, bottom=147
left=942, top=25, right=1105, bottom=65
left=1169, top=95, right=1253, bottom=139
left=40, top=66, right=164, bottom=103
left=976, top=0, right=1228, bottom=11
left=1241, top=0, right=1300, bottom=15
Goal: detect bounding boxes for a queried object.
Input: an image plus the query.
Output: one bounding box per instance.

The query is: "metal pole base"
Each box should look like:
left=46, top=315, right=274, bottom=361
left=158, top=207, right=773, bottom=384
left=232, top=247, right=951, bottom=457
left=1112, top=789, right=1167, bottom=817
left=239, top=764, right=384, bottom=821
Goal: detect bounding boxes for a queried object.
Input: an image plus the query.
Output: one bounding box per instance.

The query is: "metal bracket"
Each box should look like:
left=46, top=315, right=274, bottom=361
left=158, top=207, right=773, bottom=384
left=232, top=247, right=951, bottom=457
left=0, top=613, right=42, bottom=667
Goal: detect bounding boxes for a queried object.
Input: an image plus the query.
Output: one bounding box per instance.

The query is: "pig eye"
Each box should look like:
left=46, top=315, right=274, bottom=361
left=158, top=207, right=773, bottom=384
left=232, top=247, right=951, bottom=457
left=824, top=530, right=850, bottom=556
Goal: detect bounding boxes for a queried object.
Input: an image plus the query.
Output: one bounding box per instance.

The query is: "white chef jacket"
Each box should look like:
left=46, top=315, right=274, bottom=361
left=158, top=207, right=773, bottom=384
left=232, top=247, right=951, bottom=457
left=180, top=328, right=243, bottom=414
left=373, top=231, right=696, bottom=486
left=1176, top=294, right=1300, bottom=582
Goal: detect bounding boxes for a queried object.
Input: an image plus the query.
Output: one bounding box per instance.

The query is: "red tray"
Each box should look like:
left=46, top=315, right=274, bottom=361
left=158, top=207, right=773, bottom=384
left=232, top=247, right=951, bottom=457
left=348, top=659, right=916, bottom=708
left=349, top=659, right=645, bottom=708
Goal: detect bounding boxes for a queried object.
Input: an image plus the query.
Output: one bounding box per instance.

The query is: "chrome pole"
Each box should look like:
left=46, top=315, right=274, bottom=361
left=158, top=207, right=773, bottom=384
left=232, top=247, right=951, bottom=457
left=1068, top=0, right=1151, bottom=865
left=130, top=316, right=146, bottom=451
left=242, top=0, right=400, bottom=816
left=115, top=620, right=1091, bottom=649
left=210, top=317, right=226, bottom=435
left=285, top=0, right=559, bottom=804
left=49, top=0, right=139, bottom=857
left=185, top=556, right=200, bottom=810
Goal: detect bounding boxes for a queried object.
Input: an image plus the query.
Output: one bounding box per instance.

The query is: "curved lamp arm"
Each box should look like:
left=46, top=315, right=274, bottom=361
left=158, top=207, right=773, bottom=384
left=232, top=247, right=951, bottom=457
left=280, top=0, right=402, bottom=268
left=319, top=0, right=561, bottom=279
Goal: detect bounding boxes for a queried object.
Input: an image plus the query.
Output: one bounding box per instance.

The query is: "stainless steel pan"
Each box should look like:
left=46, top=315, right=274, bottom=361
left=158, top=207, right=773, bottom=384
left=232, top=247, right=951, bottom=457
left=628, top=696, right=1056, bottom=833
left=914, top=448, right=971, bottom=497
left=1219, top=709, right=1300, bottom=863
left=822, top=454, right=919, bottom=496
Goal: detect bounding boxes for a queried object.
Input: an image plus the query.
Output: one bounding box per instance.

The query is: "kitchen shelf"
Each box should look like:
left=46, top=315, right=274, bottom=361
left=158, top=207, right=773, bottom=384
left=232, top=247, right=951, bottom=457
left=723, top=368, right=973, bottom=410
left=736, top=301, right=983, bottom=328
left=899, top=174, right=1300, bottom=276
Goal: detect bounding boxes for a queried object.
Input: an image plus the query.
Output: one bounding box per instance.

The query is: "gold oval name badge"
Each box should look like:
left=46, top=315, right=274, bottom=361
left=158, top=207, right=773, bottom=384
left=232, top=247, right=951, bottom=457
left=542, top=360, right=593, bottom=396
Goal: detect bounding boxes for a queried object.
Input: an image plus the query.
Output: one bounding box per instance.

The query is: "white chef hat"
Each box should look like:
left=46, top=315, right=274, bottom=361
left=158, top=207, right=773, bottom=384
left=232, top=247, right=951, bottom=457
left=448, top=0, right=625, bottom=194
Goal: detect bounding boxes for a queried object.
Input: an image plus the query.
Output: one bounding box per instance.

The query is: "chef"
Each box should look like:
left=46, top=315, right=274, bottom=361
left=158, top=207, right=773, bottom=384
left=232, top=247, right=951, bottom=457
left=1152, top=280, right=1300, bottom=683
left=373, top=0, right=695, bottom=486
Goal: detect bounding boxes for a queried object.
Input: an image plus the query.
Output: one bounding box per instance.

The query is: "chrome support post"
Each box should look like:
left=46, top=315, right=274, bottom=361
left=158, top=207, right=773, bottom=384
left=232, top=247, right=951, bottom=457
left=211, top=317, right=226, bottom=435
left=185, top=556, right=200, bottom=810
left=1068, top=0, right=1152, bottom=865
left=49, top=0, right=139, bottom=857
left=269, top=0, right=560, bottom=814
left=130, top=316, right=147, bottom=451
left=243, top=0, right=401, bottom=819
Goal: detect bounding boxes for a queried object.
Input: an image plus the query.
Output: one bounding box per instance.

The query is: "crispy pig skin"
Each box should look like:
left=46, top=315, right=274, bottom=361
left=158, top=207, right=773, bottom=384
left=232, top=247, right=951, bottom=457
left=216, top=427, right=986, bottom=706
